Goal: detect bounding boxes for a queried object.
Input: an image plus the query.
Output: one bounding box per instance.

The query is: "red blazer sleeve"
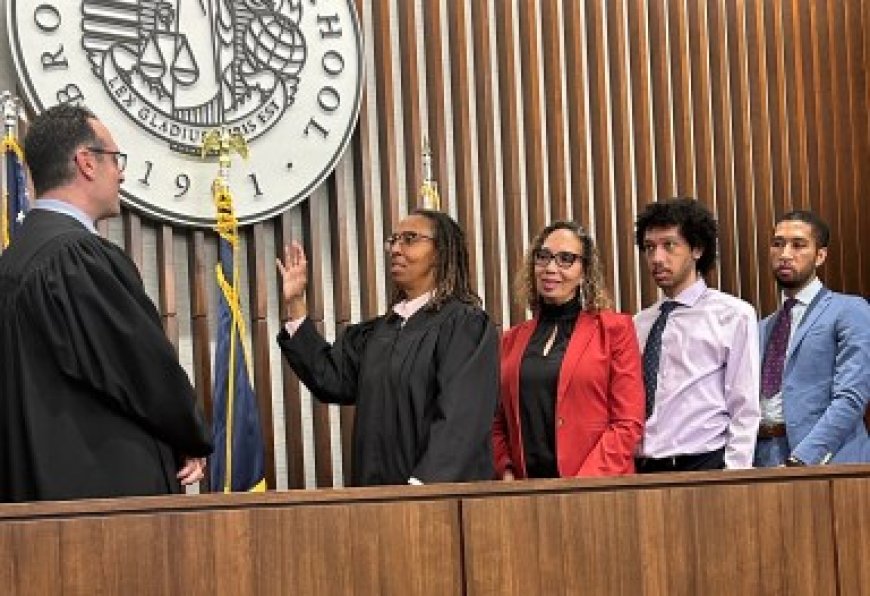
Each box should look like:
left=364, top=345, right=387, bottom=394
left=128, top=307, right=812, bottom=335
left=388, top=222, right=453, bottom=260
left=576, top=314, right=645, bottom=476
left=492, top=401, right=512, bottom=477
left=492, top=329, right=517, bottom=477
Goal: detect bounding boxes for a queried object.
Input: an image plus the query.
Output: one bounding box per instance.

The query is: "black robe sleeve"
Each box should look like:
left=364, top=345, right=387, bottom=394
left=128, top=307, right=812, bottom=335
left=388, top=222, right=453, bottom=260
left=411, top=306, right=499, bottom=483
left=32, top=235, right=212, bottom=456
left=277, top=316, right=379, bottom=405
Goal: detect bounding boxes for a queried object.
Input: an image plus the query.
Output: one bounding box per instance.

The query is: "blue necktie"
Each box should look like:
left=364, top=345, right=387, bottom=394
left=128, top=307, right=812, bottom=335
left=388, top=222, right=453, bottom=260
left=642, top=301, right=680, bottom=418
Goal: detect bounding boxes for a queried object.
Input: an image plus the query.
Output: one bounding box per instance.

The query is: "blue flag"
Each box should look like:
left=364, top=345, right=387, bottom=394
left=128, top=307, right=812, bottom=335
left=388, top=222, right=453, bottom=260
left=209, top=230, right=266, bottom=492
left=3, top=135, right=28, bottom=247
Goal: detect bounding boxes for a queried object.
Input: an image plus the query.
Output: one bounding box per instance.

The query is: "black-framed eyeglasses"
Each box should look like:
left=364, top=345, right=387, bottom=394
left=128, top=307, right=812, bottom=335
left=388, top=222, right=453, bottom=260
left=83, top=147, right=127, bottom=171
left=384, top=231, right=435, bottom=251
left=533, top=248, right=584, bottom=269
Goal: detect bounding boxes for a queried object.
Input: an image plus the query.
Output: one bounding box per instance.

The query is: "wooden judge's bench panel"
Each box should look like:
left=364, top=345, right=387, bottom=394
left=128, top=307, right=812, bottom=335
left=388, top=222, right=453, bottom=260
left=1, top=467, right=868, bottom=596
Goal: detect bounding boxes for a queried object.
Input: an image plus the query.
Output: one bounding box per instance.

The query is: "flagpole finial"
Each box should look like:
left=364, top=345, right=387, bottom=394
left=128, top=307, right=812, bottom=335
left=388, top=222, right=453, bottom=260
left=201, top=128, right=250, bottom=240
left=422, top=136, right=433, bottom=184
left=2, top=91, right=22, bottom=132
left=419, top=136, right=441, bottom=210
left=201, top=128, right=249, bottom=183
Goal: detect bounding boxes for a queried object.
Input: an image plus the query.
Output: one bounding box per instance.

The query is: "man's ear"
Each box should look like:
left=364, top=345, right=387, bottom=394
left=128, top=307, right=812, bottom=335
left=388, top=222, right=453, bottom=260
left=815, top=246, right=828, bottom=268
left=73, top=150, right=97, bottom=182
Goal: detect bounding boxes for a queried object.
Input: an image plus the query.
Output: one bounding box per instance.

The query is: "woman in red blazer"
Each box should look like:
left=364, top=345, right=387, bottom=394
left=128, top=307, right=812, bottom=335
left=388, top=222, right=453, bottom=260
left=493, top=221, right=645, bottom=479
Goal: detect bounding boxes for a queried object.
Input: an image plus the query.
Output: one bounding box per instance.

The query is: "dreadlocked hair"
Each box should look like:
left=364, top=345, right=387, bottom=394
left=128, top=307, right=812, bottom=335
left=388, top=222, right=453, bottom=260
left=516, top=220, right=612, bottom=313
left=389, top=209, right=481, bottom=310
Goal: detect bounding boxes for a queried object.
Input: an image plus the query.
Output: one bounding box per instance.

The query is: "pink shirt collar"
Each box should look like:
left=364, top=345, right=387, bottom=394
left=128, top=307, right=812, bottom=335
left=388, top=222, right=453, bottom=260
left=392, top=291, right=433, bottom=322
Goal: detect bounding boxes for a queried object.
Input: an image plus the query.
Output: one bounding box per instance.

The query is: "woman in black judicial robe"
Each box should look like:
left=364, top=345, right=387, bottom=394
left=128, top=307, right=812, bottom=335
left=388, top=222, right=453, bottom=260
left=276, top=209, right=498, bottom=486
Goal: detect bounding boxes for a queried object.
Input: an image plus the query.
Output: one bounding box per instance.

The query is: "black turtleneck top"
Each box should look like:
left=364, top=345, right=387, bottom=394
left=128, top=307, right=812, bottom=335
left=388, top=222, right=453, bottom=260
left=519, top=297, right=582, bottom=478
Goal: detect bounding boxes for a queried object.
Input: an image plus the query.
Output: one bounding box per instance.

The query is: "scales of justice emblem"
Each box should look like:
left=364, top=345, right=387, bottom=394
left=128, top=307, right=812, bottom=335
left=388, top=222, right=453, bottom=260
left=8, top=0, right=363, bottom=225
left=84, top=0, right=307, bottom=153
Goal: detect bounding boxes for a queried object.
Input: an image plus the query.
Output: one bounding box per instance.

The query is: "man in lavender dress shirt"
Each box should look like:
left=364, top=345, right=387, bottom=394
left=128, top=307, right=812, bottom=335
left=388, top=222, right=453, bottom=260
left=633, top=198, right=761, bottom=473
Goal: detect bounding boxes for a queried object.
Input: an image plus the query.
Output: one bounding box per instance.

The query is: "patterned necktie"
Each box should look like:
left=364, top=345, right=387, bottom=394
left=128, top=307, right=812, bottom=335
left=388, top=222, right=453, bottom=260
left=760, top=298, right=799, bottom=398
left=642, top=301, right=680, bottom=419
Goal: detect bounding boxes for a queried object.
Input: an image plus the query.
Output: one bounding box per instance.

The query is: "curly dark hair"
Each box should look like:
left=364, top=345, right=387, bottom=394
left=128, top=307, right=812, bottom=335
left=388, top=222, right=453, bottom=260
left=517, top=220, right=612, bottom=312
left=23, top=104, right=100, bottom=197
left=389, top=209, right=481, bottom=310
left=776, top=210, right=830, bottom=248
left=635, top=197, right=718, bottom=275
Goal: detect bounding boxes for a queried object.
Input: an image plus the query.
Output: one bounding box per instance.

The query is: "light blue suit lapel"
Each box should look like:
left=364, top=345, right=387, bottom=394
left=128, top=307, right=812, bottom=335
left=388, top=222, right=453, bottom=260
left=786, top=287, right=831, bottom=363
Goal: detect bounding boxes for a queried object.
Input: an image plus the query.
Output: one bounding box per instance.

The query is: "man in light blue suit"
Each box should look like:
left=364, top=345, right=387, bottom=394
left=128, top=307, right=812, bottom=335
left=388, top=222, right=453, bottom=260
left=754, top=210, right=870, bottom=467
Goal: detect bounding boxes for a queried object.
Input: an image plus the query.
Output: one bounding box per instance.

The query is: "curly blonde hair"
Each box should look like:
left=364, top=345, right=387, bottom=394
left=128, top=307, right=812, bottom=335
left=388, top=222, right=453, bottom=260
left=516, top=221, right=612, bottom=312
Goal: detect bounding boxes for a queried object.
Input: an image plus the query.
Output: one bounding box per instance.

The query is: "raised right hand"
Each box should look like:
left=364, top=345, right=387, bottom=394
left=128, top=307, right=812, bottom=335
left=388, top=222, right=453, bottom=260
left=276, top=242, right=308, bottom=310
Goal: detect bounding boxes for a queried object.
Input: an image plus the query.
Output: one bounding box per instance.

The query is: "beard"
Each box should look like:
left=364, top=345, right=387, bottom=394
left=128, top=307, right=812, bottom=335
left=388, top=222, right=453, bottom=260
left=774, top=268, right=814, bottom=290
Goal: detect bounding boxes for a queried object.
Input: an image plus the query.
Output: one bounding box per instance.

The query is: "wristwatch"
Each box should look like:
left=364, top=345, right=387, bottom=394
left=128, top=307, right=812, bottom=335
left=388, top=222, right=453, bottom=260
left=785, top=455, right=807, bottom=467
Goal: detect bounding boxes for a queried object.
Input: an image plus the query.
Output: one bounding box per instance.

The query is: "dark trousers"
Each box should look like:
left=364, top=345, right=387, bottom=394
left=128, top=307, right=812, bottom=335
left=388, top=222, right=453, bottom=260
left=635, top=447, right=726, bottom=473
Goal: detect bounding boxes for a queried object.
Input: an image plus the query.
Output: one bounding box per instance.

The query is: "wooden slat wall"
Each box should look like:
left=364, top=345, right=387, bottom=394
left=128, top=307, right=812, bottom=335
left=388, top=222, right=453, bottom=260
left=3, top=0, right=870, bottom=489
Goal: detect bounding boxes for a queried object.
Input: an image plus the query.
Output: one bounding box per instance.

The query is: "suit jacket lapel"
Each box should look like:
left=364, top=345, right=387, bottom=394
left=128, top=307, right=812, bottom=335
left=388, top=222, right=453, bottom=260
left=557, top=314, right=598, bottom=402
left=786, top=287, right=831, bottom=363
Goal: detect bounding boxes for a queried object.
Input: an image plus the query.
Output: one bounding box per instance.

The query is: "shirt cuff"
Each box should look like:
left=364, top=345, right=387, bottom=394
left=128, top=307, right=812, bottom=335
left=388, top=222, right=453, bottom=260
left=408, top=477, right=424, bottom=486
left=283, top=316, right=307, bottom=336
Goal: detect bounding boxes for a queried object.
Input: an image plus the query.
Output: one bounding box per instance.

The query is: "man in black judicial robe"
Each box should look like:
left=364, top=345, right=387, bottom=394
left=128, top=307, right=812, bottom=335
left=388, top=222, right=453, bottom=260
left=0, top=105, right=212, bottom=502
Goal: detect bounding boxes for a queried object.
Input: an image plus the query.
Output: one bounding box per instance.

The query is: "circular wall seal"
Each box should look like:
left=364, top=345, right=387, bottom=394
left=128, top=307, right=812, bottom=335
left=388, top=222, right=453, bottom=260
left=7, top=0, right=363, bottom=226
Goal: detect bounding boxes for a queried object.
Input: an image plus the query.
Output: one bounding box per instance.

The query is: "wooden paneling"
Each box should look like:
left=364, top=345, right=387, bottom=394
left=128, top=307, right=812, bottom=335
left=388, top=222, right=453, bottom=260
left=156, top=225, right=178, bottom=347
left=2, top=466, right=870, bottom=595
left=301, top=199, right=335, bottom=488
left=246, top=224, right=276, bottom=489
left=397, top=0, right=424, bottom=215
left=462, top=479, right=837, bottom=595
left=541, top=0, right=569, bottom=224
left=608, top=0, right=640, bottom=311
left=328, top=164, right=357, bottom=485
left=10, top=0, right=866, bottom=489
left=832, top=477, right=870, bottom=595
left=563, top=0, right=594, bottom=233
left=726, top=0, right=762, bottom=306
left=186, top=228, right=213, bottom=491
left=471, top=0, right=504, bottom=327
left=276, top=213, right=305, bottom=490
left=518, top=0, right=547, bottom=239
left=0, top=496, right=462, bottom=596
left=746, top=0, right=778, bottom=313
left=707, top=0, right=740, bottom=296
left=448, top=0, right=479, bottom=288
left=423, top=0, right=451, bottom=216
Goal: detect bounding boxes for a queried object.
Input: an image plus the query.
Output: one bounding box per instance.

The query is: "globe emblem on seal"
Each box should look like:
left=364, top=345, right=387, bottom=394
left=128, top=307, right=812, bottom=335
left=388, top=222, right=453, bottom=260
left=7, top=0, right=364, bottom=226
left=246, top=11, right=306, bottom=76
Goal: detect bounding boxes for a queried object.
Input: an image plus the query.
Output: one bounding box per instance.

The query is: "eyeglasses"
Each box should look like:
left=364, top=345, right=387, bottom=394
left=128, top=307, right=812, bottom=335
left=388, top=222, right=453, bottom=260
left=83, top=147, right=127, bottom=171
left=384, top=231, right=435, bottom=251
left=533, top=248, right=584, bottom=269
